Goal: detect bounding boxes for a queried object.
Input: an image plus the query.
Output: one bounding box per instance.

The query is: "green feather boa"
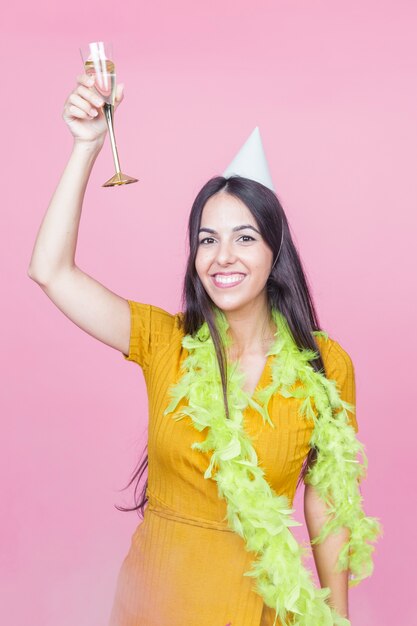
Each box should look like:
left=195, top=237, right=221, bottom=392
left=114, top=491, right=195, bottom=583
left=163, top=306, right=382, bottom=626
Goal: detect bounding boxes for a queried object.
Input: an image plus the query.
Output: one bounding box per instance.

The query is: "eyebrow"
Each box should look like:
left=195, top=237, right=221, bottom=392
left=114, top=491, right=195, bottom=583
left=198, top=224, right=261, bottom=235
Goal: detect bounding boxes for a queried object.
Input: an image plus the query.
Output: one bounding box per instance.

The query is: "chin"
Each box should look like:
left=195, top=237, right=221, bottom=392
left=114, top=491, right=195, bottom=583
left=199, top=276, right=267, bottom=312
left=208, top=295, right=253, bottom=313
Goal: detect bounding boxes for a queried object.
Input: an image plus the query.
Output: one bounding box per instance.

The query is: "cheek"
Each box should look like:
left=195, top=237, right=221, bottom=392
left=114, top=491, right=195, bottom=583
left=252, top=250, right=273, bottom=274
left=261, top=246, right=274, bottom=266
left=195, top=250, right=207, bottom=277
left=195, top=247, right=211, bottom=268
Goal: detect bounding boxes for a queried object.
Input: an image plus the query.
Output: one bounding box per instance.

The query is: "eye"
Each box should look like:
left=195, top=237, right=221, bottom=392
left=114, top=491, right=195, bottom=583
left=198, top=237, right=215, bottom=245
left=198, top=235, right=256, bottom=245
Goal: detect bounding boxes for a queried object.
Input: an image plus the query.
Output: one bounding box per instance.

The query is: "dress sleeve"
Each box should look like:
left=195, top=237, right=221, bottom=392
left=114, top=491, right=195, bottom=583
left=323, top=338, right=359, bottom=433
left=122, top=299, right=177, bottom=373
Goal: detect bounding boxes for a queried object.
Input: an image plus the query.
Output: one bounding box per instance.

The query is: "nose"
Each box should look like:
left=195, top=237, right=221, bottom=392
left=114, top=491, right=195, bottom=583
left=215, top=240, right=238, bottom=266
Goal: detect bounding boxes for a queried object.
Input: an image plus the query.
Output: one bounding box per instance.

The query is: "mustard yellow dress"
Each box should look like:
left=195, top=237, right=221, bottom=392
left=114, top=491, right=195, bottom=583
left=108, top=300, right=358, bottom=626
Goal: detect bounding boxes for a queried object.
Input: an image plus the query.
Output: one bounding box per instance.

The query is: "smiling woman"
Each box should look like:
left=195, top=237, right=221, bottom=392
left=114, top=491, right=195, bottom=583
left=28, top=107, right=381, bottom=626
left=108, top=172, right=381, bottom=626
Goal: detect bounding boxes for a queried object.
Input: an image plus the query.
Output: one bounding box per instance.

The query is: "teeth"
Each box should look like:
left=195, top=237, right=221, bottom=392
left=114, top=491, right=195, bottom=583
left=214, top=274, right=244, bottom=284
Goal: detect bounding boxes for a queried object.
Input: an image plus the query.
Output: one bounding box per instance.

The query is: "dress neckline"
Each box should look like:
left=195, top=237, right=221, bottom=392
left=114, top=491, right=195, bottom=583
left=230, top=352, right=273, bottom=401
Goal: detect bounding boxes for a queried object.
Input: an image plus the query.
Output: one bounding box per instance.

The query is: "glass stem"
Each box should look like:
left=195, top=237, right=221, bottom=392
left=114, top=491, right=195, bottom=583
left=103, top=103, right=121, bottom=174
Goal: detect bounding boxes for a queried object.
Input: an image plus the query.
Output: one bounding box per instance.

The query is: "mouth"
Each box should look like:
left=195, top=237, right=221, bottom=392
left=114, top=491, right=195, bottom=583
left=211, top=273, right=246, bottom=289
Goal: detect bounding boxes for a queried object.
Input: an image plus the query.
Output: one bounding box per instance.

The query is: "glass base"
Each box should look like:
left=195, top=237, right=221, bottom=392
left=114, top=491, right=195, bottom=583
left=102, top=172, right=139, bottom=187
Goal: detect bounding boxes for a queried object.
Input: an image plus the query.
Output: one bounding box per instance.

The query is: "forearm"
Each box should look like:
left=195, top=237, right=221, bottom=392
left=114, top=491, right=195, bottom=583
left=304, top=483, right=350, bottom=618
left=28, top=140, right=102, bottom=283
left=310, top=525, right=350, bottom=617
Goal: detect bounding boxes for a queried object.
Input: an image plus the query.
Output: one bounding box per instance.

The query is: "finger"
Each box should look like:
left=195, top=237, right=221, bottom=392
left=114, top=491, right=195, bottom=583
left=75, top=84, right=104, bottom=108
left=67, top=103, right=98, bottom=119
left=68, top=93, right=99, bottom=117
left=115, top=83, right=125, bottom=102
left=76, top=73, right=95, bottom=88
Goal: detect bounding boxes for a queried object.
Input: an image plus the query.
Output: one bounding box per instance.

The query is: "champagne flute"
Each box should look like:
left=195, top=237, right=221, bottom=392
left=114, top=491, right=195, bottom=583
left=80, top=41, right=138, bottom=187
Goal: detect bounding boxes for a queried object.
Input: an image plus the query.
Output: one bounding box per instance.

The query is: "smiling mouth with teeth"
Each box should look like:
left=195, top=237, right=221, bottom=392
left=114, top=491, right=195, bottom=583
left=211, top=273, right=246, bottom=288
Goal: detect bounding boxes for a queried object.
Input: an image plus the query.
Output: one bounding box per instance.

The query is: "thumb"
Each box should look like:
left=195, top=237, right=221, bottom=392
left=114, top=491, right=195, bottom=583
left=115, top=83, right=125, bottom=104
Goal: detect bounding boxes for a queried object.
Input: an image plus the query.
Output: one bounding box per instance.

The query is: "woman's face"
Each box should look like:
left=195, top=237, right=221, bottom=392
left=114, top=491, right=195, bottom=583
left=195, top=191, right=274, bottom=313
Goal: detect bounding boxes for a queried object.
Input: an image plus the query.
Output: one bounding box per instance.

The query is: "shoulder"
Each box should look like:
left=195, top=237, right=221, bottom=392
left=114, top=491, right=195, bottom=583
left=313, top=332, right=355, bottom=379
left=313, top=332, right=358, bottom=431
left=123, top=300, right=185, bottom=370
left=127, top=300, right=184, bottom=335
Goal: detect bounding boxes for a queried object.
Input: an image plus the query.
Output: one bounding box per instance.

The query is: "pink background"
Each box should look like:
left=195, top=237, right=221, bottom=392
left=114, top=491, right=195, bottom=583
left=2, top=1, right=415, bottom=624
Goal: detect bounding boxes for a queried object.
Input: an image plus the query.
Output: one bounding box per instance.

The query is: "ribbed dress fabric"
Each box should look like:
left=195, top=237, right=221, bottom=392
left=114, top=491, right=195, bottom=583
left=108, top=300, right=358, bottom=626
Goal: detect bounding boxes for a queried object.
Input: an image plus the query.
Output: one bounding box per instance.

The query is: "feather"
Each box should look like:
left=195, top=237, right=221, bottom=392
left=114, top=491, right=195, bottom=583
left=163, top=305, right=383, bottom=625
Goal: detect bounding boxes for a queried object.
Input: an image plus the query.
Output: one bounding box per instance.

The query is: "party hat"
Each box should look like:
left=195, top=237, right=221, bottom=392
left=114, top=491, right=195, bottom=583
left=222, top=126, right=275, bottom=192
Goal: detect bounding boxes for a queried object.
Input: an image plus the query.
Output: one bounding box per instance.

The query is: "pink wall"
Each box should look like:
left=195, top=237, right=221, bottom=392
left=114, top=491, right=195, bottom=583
left=2, top=1, right=415, bottom=624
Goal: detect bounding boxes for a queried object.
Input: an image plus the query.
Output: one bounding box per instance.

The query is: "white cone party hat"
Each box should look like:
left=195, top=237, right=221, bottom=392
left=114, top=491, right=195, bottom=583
left=222, top=126, right=275, bottom=192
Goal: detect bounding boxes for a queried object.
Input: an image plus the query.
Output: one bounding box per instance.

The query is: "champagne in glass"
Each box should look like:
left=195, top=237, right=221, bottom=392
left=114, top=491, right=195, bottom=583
left=80, top=42, right=138, bottom=187
left=84, top=57, right=116, bottom=105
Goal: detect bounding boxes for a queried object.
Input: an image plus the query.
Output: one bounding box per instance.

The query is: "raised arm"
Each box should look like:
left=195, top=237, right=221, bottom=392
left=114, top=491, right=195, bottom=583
left=27, top=73, right=131, bottom=356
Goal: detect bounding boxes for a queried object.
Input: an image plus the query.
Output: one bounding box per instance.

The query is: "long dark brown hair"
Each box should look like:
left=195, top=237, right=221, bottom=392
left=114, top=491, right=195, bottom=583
left=116, top=175, right=327, bottom=518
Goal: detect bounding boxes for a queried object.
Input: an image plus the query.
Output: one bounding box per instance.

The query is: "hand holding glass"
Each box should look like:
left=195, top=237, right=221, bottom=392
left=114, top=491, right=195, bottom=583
left=80, top=41, right=138, bottom=187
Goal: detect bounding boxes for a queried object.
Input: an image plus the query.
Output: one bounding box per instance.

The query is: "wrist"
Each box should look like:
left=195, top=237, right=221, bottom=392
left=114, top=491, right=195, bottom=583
left=72, top=138, right=105, bottom=155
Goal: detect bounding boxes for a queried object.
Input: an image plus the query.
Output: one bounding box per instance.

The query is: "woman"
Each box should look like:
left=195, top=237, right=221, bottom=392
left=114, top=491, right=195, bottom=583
left=28, top=73, right=381, bottom=626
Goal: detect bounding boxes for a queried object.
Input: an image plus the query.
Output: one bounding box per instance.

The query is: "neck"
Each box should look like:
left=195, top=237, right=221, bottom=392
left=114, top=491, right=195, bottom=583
left=220, top=298, right=276, bottom=358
